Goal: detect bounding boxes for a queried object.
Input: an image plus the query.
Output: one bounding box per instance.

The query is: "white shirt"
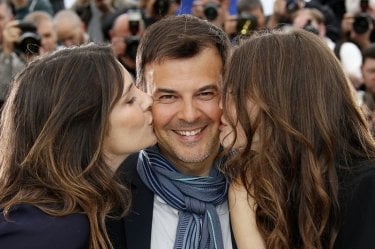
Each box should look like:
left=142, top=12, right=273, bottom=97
left=150, top=195, right=233, bottom=249
left=325, top=37, right=363, bottom=82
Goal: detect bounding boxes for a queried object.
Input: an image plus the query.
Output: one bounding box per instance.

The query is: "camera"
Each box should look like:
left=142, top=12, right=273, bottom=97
left=125, top=10, right=141, bottom=60
left=236, top=13, right=257, bottom=36
left=153, top=0, right=171, bottom=17
left=353, top=13, right=372, bottom=34
left=125, top=37, right=139, bottom=61
left=15, top=21, right=41, bottom=56
left=286, top=0, right=299, bottom=13
left=203, top=2, right=219, bottom=21
left=303, top=20, right=319, bottom=35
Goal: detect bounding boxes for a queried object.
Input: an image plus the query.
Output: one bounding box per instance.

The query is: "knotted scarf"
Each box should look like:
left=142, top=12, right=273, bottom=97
left=137, top=146, right=228, bottom=249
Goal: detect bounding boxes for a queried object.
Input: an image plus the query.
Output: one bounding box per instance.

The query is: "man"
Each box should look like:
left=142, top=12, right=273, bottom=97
left=24, top=11, right=59, bottom=55
left=72, top=0, right=116, bottom=43
left=0, top=0, right=13, bottom=46
left=292, top=7, right=363, bottom=88
left=106, top=14, right=234, bottom=249
left=224, top=0, right=266, bottom=39
left=9, top=0, right=53, bottom=20
left=53, top=9, right=89, bottom=47
left=109, top=11, right=145, bottom=78
left=359, top=44, right=375, bottom=134
left=191, top=0, right=228, bottom=29
left=0, top=0, right=25, bottom=108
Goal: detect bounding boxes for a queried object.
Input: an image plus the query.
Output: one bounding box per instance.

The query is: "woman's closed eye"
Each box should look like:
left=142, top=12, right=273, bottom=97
left=126, top=97, right=136, bottom=105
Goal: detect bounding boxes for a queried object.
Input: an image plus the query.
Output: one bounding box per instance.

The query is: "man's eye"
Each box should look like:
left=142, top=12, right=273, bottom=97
left=157, top=95, right=178, bottom=103
left=197, top=91, right=216, bottom=100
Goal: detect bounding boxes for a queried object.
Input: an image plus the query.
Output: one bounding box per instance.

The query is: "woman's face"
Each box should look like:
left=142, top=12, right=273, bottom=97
left=219, top=95, right=258, bottom=151
left=103, top=64, right=157, bottom=170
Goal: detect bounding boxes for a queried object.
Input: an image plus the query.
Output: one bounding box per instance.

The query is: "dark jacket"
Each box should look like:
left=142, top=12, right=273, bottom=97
left=333, top=159, right=375, bottom=249
left=0, top=204, right=89, bottom=248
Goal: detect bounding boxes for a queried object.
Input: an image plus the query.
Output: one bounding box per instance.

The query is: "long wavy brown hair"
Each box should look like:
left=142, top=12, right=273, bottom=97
left=0, top=44, right=131, bottom=249
left=221, top=29, right=375, bottom=249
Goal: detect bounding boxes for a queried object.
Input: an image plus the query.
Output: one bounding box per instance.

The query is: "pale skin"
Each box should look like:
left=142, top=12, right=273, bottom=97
left=221, top=97, right=265, bottom=248
left=103, top=64, right=156, bottom=171
left=229, top=182, right=266, bottom=249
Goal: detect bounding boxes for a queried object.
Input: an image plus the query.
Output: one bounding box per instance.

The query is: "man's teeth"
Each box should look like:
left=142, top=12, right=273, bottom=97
left=176, top=128, right=202, bottom=136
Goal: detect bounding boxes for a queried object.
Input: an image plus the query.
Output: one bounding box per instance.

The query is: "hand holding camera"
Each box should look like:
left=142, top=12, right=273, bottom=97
left=2, top=20, right=40, bottom=56
left=2, top=20, right=21, bottom=54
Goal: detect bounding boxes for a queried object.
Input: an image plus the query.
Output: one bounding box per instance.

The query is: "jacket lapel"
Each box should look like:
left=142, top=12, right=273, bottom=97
left=122, top=153, right=155, bottom=249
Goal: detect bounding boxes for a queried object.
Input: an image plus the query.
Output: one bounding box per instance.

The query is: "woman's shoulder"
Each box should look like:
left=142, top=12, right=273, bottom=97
left=339, top=159, right=375, bottom=185
left=0, top=204, right=90, bottom=249
left=334, top=160, right=375, bottom=249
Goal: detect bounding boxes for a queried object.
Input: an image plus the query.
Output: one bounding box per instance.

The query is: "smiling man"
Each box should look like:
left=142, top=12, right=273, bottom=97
left=106, top=14, right=235, bottom=249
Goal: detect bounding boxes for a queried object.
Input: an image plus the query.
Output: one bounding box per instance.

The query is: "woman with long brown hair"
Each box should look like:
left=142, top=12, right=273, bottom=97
left=0, top=43, right=156, bottom=248
left=220, top=29, right=375, bottom=249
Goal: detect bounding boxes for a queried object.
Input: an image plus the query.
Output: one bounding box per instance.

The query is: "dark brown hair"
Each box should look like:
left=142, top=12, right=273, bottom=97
left=222, top=29, right=375, bottom=249
left=136, top=14, right=231, bottom=91
left=0, top=43, right=131, bottom=249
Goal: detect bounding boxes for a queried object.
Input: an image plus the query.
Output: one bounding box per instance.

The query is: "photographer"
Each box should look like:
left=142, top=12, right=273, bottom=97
left=191, top=0, right=228, bottom=28
left=224, top=0, right=266, bottom=40
left=342, top=12, right=374, bottom=51
left=292, top=8, right=363, bottom=88
left=267, top=0, right=304, bottom=29
left=109, top=11, right=145, bottom=79
left=0, top=2, right=23, bottom=108
left=143, top=0, right=180, bottom=27
left=0, top=20, right=41, bottom=107
left=341, top=0, right=375, bottom=51
left=24, top=11, right=59, bottom=55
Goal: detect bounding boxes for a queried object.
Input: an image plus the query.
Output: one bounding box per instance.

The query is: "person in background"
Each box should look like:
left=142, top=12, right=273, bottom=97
left=267, top=0, right=304, bottom=29
left=358, top=43, right=375, bottom=134
left=9, top=0, right=53, bottom=20
left=142, top=0, right=180, bottom=27
left=292, top=7, right=363, bottom=89
left=109, top=11, right=145, bottom=78
left=191, top=0, right=228, bottom=29
left=0, top=0, right=13, bottom=46
left=343, top=0, right=375, bottom=50
left=24, top=11, right=59, bottom=55
left=0, top=0, right=25, bottom=109
left=224, top=0, right=266, bottom=41
left=72, top=0, right=116, bottom=43
left=0, top=43, right=157, bottom=249
left=53, top=9, right=89, bottom=47
left=106, top=14, right=235, bottom=249
left=220, top=29, right=375, bottom=249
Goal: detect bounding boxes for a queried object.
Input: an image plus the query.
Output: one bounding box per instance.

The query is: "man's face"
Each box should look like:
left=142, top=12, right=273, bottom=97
left=145, top=47, right=223, bottom=176
left=56, top=24, right=83, bottom=47
left=362, top=57, right=375, bottom=94
left=38, top=19, right=57, bottom=54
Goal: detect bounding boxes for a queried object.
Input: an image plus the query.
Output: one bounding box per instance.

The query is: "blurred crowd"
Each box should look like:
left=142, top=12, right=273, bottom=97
left=1, top=0, right=375, bottom=133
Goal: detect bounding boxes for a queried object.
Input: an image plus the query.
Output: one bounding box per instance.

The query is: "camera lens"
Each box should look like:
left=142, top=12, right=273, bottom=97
left=203, top=2, right=219, bottom=21
left=353, top=13, right=371, bottom=34
left=153, top=0, right=170, bottom=17
left=125, top=36, right=139, bottom=60
left=15, top=22, right=41, bottom=56
left=18, top=32, right=41, bottom=55
left=286, top=0, right=299, bottom=13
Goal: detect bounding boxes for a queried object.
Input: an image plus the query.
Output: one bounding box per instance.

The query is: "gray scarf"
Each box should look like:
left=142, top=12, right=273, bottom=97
left=137, top=146, right=228, bottom=249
